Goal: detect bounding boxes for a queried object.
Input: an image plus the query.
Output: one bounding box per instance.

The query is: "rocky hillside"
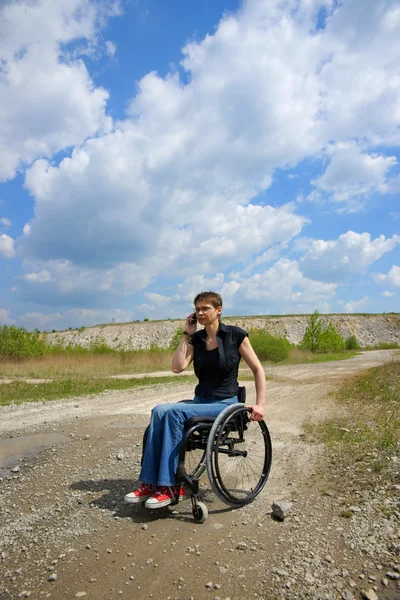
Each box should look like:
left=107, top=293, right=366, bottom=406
left=46, top=314, right=400, bottom=350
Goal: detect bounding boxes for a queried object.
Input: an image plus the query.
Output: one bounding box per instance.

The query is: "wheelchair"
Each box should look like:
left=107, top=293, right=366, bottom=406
left=142, top=387, right=272, bottom=523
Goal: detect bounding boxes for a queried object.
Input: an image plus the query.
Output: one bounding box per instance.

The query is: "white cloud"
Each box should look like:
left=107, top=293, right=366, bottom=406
left=300, top=232, right=400, bottom=283
left=23, top=270, right=54, bottom=283
left=105, top=40, right=116, bottom=57
left=0, top=308, right=15, bottom=325
left=20, top=146, right=307, bottom=304
left=0, top=0, right=120, bottom=181
left=19, top=307, right=134, bottom=331
left=375, top=265, right=400, bottom=287
left=5, top=0, right=400, bottom=315
left=311, top=147, right=398, bottom=210
left=235, top=259, right=337, bottom=314
left=0, top=217, right=11, bottom=228
left=382, top=290, right=395, bottom=297
left=17, top=259, right=152, bottom=307
left=0, top=233, right=15, bottom=258
left=135, top=261, right=338, bottom=318
left=338, top=296, right=369, bottom=314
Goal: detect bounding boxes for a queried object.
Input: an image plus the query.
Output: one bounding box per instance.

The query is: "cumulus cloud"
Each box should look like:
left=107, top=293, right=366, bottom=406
left=23, top=270, right=54, bottom=283
left=16, top=259, right=152, bottom=307
left=311, top=147, right=398, bottom=210
left=375, top=265, right=400, bottom=287
left=105, top=40, right=116, bottom=57
left=152, top=260, right=337, bottom=317
left=382, top=290, right=395, bottom=297
left=19, top=307, right=134, bottom=331
left=0, top=233, right=15, bottom=258
left=0, top=0, right=120, bottom=181
left=338, top=296, right=370, bottom=314
left=0, top=308, right=15, bottom=325
left=234, top=259, right=337, bottom=314
left=300, top=232, right=400, bottom=283
left=4, top=0, right=400, bottom=316
left=0, top=217, right=11, bottom=228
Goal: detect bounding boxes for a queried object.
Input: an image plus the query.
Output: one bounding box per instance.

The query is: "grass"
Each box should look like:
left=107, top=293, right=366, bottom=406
left=0, top=349, right=180, bottom=379
left=0, top=374, right=196, bottom=406
left=281, top=348, right=359, bottom=364
left=303, top=360, right=400, bottom=519
left=304, top=359, right=400, bottom=472
left=0, top=347, right=360, bottom=380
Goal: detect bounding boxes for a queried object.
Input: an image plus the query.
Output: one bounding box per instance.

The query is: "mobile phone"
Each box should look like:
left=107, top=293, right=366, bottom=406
left=190, top=313, right=197, bottom=325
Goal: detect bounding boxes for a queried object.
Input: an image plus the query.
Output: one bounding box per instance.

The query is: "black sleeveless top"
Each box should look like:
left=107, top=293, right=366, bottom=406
left=190, top=323, right=248, bottom=399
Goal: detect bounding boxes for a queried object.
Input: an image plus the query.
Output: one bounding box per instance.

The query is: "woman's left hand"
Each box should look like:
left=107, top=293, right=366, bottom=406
left=250, top=405, right=264, bottom=421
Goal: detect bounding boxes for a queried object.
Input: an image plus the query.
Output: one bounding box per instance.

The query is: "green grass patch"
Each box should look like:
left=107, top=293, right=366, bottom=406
left=282, top=349, right=358, bottom=364
left=0, top=375, right=196, bottom=406
left=303, top=360, right=400, bottom=459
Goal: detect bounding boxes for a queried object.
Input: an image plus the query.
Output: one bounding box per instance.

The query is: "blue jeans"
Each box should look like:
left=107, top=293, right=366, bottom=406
left=139, top=395, right=238, bottom=486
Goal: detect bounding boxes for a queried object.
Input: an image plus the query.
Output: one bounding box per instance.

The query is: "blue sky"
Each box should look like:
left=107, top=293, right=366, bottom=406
left=0, top=0, right=399, bottom=331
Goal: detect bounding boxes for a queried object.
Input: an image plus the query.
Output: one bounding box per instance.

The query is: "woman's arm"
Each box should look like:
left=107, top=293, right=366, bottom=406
left=238, top=336, right=266, bottom=421
left=171, top=314, right=196, bottom=373
left=171, top=335, right=194, bottom=373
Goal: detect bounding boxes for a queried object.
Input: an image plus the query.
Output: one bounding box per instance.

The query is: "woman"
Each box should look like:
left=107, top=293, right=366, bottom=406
left=124, top=291, right=266, bottom=508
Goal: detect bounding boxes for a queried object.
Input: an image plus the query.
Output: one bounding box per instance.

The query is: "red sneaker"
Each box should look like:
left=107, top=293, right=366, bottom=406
left=145, top=486, right=185, bottom=509
left=124, top=483, right=154, bottom=504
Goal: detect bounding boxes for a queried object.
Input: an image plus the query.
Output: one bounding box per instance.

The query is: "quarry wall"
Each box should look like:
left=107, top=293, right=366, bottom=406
left=46, top=314, right=400, bottom=350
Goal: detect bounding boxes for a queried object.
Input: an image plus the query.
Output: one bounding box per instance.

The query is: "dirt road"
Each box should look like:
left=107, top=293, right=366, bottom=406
left=0, top=350, right=399, bottom=600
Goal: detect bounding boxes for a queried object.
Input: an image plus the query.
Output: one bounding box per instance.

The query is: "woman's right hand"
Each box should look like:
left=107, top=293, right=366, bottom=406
left=185, top=313, right=197, bottom=335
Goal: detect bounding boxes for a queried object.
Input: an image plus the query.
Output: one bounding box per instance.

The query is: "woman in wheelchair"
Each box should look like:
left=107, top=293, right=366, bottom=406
left=124, top=291, right=266, bottom=510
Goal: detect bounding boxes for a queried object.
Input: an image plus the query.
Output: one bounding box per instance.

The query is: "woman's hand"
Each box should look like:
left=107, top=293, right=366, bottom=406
left=185, top=313, right=197, bottom=335
left=250, top=405, right=264, bottom=421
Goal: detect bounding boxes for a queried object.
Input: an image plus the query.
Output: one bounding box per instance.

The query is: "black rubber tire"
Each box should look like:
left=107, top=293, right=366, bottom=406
left=140, top=425, right=149, bottom=466
left=205, top=404, right=272, bottom=507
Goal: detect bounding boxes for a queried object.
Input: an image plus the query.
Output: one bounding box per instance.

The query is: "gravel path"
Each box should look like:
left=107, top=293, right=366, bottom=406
left=0, top=350, right=399, bottom=600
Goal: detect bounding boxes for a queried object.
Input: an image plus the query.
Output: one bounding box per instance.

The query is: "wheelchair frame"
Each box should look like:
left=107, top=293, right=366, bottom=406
left=174, top=387, right=272, bottom=522
left=140, top=387, right=272, bottom=522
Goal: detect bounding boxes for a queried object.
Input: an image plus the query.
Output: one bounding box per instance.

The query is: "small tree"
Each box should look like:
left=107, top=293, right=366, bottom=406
left=300, top=310, right=325, bottom=353
left=345, top=335, right=360, bottom=350
left=318, top=323, right=345, bottom=353
left=0, top=325, right=45, bottom=360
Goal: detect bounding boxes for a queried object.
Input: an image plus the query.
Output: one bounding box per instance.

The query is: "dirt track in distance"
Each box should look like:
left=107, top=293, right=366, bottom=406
left=0, top=350, right=399, bottom=600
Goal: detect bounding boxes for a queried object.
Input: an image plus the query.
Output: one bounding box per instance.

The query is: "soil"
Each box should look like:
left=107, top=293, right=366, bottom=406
left=0, top=350, right=399, bottom=600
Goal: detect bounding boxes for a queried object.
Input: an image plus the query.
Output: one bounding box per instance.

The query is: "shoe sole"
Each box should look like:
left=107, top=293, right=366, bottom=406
left=144, top=494, right=185, bottom=509
left=124, top=495, right=152, bottom=504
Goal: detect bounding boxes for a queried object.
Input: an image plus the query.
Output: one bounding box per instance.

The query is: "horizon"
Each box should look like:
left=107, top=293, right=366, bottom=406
left=1, top=0, right=399, bottom=331
left=37, top=311, right=400, bottom=335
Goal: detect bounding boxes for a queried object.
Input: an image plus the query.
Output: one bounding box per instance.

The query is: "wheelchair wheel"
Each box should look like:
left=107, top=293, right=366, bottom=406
left=192, top=501, right=208, bottom=523
left=206, top=404, right=272, bottom=507
left=184, top=443, right=207, bottom=480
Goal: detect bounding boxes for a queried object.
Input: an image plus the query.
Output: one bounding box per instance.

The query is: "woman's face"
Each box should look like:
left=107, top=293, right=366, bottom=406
left=194, top=302, right=222, bottom=325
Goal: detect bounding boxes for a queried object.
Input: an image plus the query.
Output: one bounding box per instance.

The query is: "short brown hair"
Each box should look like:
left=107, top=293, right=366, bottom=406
left=193, top=291, right=222, bottom=308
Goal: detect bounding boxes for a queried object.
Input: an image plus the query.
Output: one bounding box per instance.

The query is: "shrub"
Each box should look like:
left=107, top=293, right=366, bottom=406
left=317, top=323, right=345, bottom=353
left=375, top=341, right=400, bottom=350
left=300, top=310, right=325, bottom=352
left=169, top=328, right=184, bottom=350
left=345, top=335, right=360, bottom=350
left=89, top=340, right=115, bottom=354
left=0, top=325, right=46, bottom=360
left=249, top=329, right=290, bottom=362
